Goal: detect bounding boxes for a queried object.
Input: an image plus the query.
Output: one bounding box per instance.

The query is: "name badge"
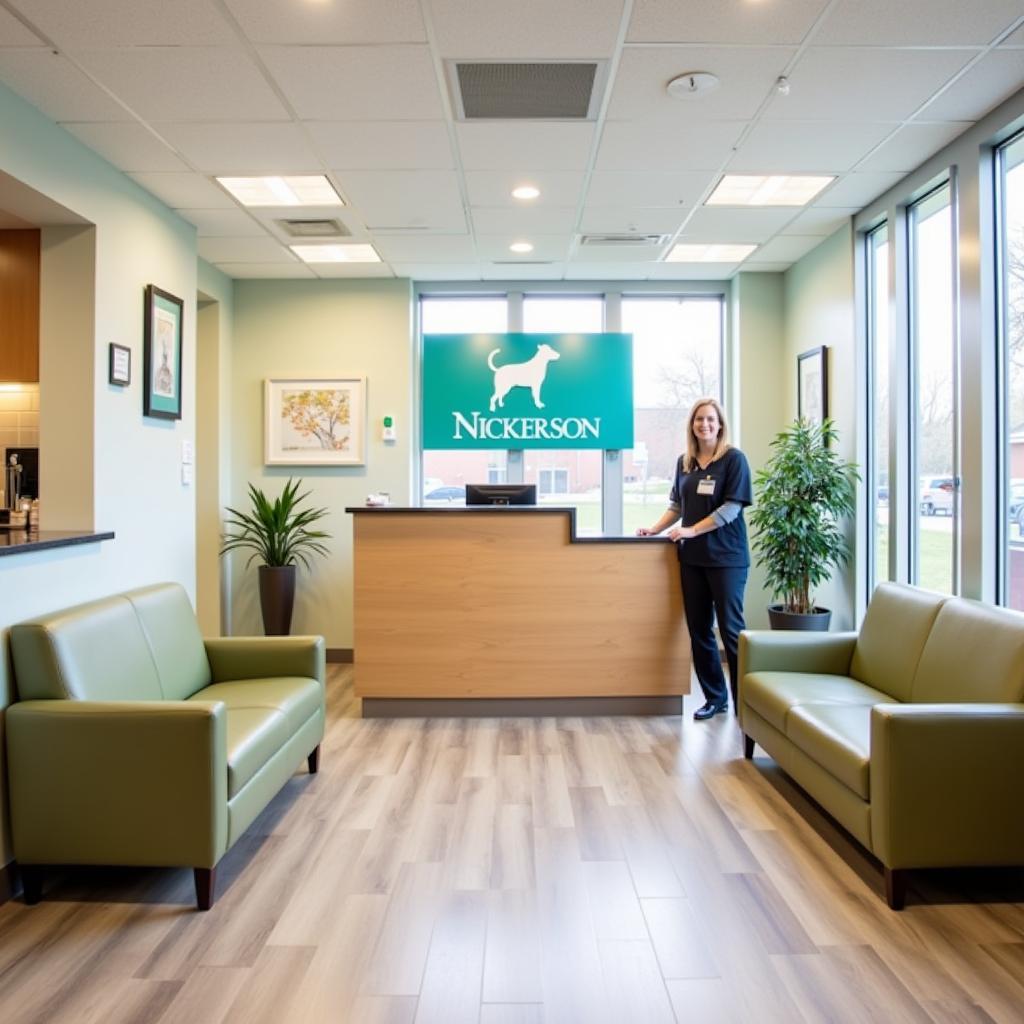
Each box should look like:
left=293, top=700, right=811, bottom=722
left=697, top=477, right=716, bottom=496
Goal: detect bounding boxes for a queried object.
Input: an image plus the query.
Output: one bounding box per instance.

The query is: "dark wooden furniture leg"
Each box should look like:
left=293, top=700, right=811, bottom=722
left=194, top=867, right=217, bottom=911
left=884, top=867, right=906, bottom=910
left=743, top=734, right=755, bottom=759
left=308, top=744, right=320, bottom=774
left=20, top=865, right=42, bottom=905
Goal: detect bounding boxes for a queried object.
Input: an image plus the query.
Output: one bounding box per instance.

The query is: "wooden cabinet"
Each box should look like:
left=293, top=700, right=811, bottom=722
left=0, top=229, right=40, bottom=382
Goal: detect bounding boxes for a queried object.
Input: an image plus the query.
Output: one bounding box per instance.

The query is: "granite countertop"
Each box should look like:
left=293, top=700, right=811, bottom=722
left=0, top=529, right=115, bottom=557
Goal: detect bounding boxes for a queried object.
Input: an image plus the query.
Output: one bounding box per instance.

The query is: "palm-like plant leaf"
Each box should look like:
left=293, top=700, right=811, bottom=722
left=220, top=478, right=331, bottom=570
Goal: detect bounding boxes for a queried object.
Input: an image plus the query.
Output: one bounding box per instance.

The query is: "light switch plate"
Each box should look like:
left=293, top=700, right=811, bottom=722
left=181, top=464, right=193, bottom=485
left=181, top=440, right=194, bottom=465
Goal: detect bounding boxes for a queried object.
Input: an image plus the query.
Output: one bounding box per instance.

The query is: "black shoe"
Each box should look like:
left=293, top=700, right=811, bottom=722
left=693, top=701, right=729, bottom=721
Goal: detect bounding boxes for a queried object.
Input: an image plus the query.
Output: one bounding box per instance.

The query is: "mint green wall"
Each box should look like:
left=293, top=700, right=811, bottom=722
left=228, top=279, right=413, bottom=646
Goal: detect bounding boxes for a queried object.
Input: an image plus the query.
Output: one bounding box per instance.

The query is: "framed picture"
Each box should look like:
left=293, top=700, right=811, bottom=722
left=798, top=346, right=829, bottom=426
left=143, top=285, right=183, bottom=420
left=109, top=343, right=131, bottom=386
left=265, top=376, right=367, bottom=466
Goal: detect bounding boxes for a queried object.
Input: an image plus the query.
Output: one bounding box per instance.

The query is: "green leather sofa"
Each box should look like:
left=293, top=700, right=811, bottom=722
left=6, top=582, right=325, bottom=910
left=739, top=582, right=1024, bottom=909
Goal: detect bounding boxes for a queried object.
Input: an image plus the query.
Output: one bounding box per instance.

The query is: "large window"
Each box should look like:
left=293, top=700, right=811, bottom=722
left=867, top=224, right=890, bottom=587
left=910, top=184, right=957, bottom=594
left=999, top=133, right=1024, bottom=609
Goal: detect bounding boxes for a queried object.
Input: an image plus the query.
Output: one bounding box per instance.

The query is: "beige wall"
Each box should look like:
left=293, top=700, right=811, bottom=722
left=228, top=278, right=413, bottom=646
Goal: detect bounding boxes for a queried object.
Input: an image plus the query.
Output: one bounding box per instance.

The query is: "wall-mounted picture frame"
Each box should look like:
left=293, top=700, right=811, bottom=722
left=265, top=376, right=367, bottom=466
left=143, top=284, right=183, bottom=420
left=108, top=343, right=131, bottom=386
left=798, top=345, right=829, bottom=426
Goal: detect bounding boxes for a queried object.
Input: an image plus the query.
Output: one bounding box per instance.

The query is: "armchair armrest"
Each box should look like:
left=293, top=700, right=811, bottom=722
left=204, top=635, right=325, bottom=685
left=738, top=630, right=858, bottom=679
left=871, top=703, right=1024, bottom=868
left=7, top=700, right=228, bottom=868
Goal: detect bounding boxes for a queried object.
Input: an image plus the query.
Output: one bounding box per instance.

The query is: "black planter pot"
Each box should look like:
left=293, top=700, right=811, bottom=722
left=768, top=605, right=832, bottom=631
left=258, top=565, right=296, bottom=636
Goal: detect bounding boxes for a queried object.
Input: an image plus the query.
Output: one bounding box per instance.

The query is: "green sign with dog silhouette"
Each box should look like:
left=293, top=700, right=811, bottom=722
left=422, top=333, right=634, bottom=449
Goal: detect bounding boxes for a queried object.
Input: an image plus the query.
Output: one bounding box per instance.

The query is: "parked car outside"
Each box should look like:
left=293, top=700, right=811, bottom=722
left=1009, top=480, right=1024, bottom=531
left=919, top=476, right=954, bottom=516
left=424, top=485, right=466, bottom=505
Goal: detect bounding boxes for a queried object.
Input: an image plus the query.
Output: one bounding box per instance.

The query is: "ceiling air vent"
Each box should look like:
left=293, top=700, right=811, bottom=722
left=276, top=218, right=349, bottom=238
left=451, top=61, right=605, bottom=120
left=580, top=233, right=671, bottom=246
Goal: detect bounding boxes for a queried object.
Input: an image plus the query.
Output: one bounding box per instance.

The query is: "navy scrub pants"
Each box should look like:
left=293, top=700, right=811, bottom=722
left=679, top=564, right=748, bottom=708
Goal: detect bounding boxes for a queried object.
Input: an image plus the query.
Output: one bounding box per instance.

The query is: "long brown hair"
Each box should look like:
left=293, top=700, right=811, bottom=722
left=683, top=397, right=732, bottom=472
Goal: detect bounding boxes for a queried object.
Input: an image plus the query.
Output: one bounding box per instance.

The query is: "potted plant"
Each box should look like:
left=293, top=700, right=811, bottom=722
left=221, top=478, right=331, bottom=636
left=748, top=419, right=858, bottom=631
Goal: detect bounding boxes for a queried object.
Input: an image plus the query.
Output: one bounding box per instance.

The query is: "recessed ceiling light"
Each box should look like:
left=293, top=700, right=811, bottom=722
left=666, top=72, right=720, bottom=99
left=512, top=185, right=541, bottom=200
left=290, top=243, right=381, bottom=263
left=666, top=243, right=757, bottom=263
left=705, top=175, right=834, bottom=207
left=509, top=241, right=534, bottom=253
left=217, top=175, right=343, bottom=207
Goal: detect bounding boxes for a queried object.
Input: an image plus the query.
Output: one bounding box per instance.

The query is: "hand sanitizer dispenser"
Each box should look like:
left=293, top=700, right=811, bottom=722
left=382, top=415, right=396, bottom=442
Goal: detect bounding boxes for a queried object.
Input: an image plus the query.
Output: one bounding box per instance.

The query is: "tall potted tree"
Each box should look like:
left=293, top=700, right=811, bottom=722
left=220, top=479, right=331, bottom=636
left=748, top=419, right=858, bottom=630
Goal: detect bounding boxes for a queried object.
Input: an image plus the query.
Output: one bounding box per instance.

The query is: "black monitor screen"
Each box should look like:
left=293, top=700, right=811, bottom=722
left=465, top=483, right=537, bottom=506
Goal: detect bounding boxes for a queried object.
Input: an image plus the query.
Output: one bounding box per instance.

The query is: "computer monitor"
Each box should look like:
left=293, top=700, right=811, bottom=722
left=465, top=483, right=537, bottom=506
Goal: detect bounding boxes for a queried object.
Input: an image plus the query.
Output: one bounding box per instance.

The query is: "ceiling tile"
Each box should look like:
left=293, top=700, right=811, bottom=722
left=814, top=172, right=907, bottom=207
left=683, top=206, right=798, bottom=243
left=456, top=123, right=595, bottom=171
left=608, top=46, right=795, bottom=123
left=222, top=0, right=427, bottom=44
left=198, top=236, right=297, bottom=263
left=571, top=243, right=667, bottom=263
left=177, top=208, right=268, bottom=236
left=1002, top=24, right=1024, bottom=46
left=464, top=170, right=585, bottom=207
left=129, top=172, right=237, bottom=209
left=627, top=0, right=831, bottom=45
left=258, top=45, right=443, bottom=120
left=0, top=50, right=130, bottom=120
left=16, top=0, right=236, bottom=46
left=565, top=263, right=652, bottom=280
left=62, top=122, right=189, bottom=171
left=475, top=235, right=571, bottom=261
left=762, top=47, right=976, bottom=122
left=216, top=262, right=316, bottom=279
left=429, top=0, right=624, bottom=58
left=596, top=120, right=746, bottom=171
left=740, top=263, right=790, bottom=273
left=311, top=261, right=395, bottom=278
left=917, top=51, right=1024, bottom=122
left=586, top=170, right=715, bottom=207
left=471, top=206, right=578, bottom=234
left=857, top=121, right=973, bottom=173
left=373, top=234, right=476, bottom=262
left=646, top=263, right=735, bottom=280
left=747, top=235, right=825, bottom=262
left=0, top=9, right=44, bottom=45
left=72, top=47, right=290, bottom=121
left=338, top=170, right=466, bottom=231
left=482, top=262, right=568, bottom=280
left=308, top=122, right=453, bottom=170
left=579, top=207, right=687, bottom=234
left=815, top=0, right=1024, bottom=46
left=393, top=263, right=482, bottom=280
left=156, top=122, right=321, bottom=174
left=729, top=120, right=894, bottom=173
left=782, top=206, right=859, bottom=236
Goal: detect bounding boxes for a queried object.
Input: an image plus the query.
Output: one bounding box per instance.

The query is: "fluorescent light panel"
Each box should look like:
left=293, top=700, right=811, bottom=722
left=290, top=243, right=380, bottom=263
left=217, top=175, right=343, bottom=207
left=706, top=174, right=834, bottom=207
left=666, top=243, right=756, bottom=263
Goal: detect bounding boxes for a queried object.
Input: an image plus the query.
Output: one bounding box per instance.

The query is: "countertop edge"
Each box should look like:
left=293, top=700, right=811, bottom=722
left=0, top=530, right=116, bottom=558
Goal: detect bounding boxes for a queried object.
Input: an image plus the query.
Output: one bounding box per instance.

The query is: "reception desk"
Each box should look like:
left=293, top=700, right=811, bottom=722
left=348, top=506, right=690, bottom=716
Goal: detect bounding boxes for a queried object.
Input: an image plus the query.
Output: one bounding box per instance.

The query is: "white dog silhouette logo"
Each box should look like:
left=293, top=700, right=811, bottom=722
left=488, top=343, right=561, bottom=412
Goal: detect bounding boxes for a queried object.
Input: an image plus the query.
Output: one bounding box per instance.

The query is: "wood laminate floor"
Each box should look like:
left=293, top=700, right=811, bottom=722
left=1, top=666, right=1024, bottom=1023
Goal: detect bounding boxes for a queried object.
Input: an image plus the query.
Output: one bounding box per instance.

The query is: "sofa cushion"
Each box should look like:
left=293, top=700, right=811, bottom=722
left=849, top=582, right=946, bottom=701
left=911, top=598, right=1024, bottom=703
left=223, top=707, right=292, bottom=798
left=786, top=704, right=873, bottom=799
left=190, top=677, right=321, bottom=732
left=743, top=671, right=890, bottom=733
left=126, top=584, right=211, bottom=700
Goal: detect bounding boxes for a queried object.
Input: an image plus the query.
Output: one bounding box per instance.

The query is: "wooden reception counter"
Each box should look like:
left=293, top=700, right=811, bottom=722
left=347, top=506, right=690, bottom=716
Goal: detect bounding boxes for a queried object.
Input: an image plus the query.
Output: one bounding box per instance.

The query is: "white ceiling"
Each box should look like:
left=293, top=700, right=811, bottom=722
left=0, top=0, right=1021, bottom=281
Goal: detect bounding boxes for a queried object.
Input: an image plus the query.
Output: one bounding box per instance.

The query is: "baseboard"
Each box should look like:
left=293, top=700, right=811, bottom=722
left=362, top=695, right=683, bottom=718
left=326, top=648, right=353, bottom=663
left=0, top=859, right=18, bottom=905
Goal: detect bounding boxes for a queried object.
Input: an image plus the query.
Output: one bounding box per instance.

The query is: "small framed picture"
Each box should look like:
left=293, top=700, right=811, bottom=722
left=798, top=346, right=829, bottom=426
left=143, top=284, right=184, bottom=420
left=265, top=377, right=367, bottom=466
left=109, top=343, right=131, bottom=386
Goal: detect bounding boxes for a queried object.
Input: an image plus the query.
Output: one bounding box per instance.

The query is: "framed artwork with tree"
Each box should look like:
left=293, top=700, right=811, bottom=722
left=264, top=377, right=366, bottom=466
